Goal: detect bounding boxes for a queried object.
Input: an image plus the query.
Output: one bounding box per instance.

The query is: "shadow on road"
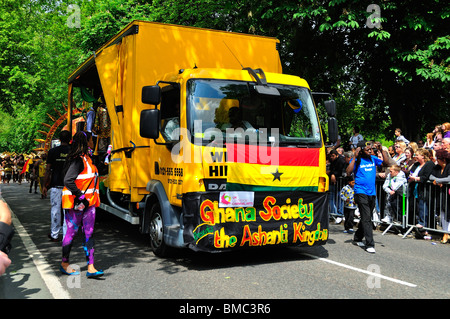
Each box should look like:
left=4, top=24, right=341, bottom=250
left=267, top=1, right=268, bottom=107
left=2, top=183, right=331, bottom=279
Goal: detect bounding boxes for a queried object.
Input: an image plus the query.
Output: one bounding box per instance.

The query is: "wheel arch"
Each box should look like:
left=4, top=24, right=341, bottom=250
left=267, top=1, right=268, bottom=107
left=142, top=180, right=184, bottom=249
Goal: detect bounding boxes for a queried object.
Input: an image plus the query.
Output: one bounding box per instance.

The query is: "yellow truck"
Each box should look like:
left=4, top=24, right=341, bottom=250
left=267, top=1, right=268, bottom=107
left=67, top=20, right=337, bottom=256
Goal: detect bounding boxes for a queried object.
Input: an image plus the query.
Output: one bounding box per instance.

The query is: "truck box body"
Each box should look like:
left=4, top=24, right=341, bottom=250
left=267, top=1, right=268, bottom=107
left=93, top=21, right=282, bottom=201
left=68, top=20, right=330, bottom=254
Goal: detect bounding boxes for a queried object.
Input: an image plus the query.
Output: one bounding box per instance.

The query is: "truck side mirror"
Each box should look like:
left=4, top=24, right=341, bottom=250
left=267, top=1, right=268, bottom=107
left=324, top=100, right=336, bottom=117
left=140, top=109, right=161, bottom=139
left=142, top=85, right=161, bottom=105
left=328, top=117, right=338, bottom=144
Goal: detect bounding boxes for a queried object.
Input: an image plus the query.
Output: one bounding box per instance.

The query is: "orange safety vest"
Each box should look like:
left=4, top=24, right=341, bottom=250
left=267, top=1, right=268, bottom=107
left=62, top=155, right=100, bottom=210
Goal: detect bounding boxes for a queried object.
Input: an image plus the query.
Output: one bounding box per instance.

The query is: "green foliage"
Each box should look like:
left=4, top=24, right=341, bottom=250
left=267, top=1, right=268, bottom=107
left=404, top=36, right=450, bottom=82
left=0, top=0, right=448, bottom=153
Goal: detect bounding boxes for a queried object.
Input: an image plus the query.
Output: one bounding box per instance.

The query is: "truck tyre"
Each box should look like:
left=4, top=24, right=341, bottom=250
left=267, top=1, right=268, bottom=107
left=149, top=203, right=170, bottom=257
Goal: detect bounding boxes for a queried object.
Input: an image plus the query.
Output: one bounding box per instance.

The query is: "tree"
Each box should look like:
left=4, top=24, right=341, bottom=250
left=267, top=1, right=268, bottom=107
left=144, top=0, right=448, bottom=142
left=0, top=0, right=84, bottom=152
left=286, top=0, right=449, bottom=142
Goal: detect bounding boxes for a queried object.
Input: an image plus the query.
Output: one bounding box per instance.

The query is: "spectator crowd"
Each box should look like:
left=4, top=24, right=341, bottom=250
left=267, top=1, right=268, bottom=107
left=0, top=152, right=48, bottom=198
left=327, top=122, right=450, bottom=244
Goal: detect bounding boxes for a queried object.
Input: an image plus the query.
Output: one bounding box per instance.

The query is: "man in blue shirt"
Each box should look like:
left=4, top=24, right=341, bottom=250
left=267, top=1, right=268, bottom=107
left=346, top=140, right=391, bottom=253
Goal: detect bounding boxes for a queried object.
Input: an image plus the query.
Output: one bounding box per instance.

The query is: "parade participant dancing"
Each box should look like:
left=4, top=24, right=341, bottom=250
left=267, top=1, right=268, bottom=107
left=61, top=131, right=103, bottom=278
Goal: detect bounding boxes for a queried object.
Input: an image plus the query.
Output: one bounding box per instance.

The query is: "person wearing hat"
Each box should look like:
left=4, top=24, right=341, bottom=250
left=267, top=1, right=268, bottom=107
left=346, top=140, right=391, bottom=253
left=43, top=130, right=72, bottom=242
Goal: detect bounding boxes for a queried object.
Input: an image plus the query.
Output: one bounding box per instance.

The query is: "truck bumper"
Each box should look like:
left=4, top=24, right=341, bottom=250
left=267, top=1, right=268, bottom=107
left=182, top=190, right=329, bottom=253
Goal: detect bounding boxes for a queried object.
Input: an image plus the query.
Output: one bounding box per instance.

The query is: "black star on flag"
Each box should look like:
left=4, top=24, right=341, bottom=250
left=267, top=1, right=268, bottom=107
left=271, top=168, right=283, bottom=182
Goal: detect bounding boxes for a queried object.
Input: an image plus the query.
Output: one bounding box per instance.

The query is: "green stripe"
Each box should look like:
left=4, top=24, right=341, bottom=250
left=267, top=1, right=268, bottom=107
left=226, top=183, right=318, bottom=192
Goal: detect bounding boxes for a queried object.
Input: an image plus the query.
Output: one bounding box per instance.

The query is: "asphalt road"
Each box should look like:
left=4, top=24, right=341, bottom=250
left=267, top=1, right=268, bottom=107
left=1, top=182, right=450, bottom=303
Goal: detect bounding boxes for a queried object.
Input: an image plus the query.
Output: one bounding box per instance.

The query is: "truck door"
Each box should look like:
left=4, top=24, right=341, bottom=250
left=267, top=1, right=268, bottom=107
left=157, top=84, right=183, bottom=205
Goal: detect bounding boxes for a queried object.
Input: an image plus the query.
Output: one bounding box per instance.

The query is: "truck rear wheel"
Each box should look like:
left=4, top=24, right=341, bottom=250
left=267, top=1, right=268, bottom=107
left=149, top=203, right=170, bottom=257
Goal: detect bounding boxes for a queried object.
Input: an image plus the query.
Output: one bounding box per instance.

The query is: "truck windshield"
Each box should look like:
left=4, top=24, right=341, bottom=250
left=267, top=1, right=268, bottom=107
left=186, top=79, right=322, bottom=147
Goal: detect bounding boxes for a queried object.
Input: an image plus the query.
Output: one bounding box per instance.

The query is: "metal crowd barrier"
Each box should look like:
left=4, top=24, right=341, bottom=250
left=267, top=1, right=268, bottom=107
left=328, top=176, right=450, bottom=239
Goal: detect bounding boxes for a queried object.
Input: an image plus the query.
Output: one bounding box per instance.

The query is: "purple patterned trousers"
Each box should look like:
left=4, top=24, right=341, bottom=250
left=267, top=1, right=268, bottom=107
left=62, top=206, right=96, bottom=265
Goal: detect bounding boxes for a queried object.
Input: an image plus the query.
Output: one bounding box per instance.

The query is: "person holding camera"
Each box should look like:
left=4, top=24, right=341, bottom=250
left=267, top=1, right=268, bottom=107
left=346, top=140, right=391, bottom=253
left=0, top=200, right=14, bottom=275
left=61, top=131, right=103, bottom=278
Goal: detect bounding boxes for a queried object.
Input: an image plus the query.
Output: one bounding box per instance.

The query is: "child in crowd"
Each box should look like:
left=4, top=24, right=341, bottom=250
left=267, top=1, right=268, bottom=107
left=340, top=175, right=357, bottom=233
left=381, top=164, right=407, bottom=223
left=394, top=128, right=410, bottom=145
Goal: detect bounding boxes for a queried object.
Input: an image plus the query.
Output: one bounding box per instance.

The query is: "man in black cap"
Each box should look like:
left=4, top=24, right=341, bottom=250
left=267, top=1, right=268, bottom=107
left=43, top=130, right=72, bottom=242
left=346, top=140, right=390, bottom=253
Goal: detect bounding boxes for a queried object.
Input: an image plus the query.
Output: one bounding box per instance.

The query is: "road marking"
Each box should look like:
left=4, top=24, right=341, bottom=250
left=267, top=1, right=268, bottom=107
left=302, top=253, right=417, bottom=288
left=9, top=206, right=70, bottom=299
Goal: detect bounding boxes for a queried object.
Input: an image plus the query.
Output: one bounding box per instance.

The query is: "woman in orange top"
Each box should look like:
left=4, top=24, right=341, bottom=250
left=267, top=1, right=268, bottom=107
left=61, top=131, right=103, bottom=278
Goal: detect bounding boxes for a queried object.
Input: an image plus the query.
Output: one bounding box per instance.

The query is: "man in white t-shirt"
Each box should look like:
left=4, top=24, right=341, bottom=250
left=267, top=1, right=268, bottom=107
left=349, top=127, right=364, bottom=150
left=394, top=128, right=409, bottom=145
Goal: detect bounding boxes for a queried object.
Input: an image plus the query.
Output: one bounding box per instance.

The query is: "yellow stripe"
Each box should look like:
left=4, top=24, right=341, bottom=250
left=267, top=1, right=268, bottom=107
left=227, top=163, right=319, bottom=187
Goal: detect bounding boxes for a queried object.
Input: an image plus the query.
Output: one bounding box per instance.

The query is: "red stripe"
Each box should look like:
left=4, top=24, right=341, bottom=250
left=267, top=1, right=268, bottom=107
left=226, top=144, right=319, bottom=166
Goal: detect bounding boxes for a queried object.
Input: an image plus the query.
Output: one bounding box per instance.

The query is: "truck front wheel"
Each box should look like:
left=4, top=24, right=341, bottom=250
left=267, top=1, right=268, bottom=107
left=149, top=203, right=170, bottom=257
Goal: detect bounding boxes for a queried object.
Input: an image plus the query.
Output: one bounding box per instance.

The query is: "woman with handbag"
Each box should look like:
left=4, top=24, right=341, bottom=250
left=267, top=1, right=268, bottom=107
left=61, top=131, right=103, bottom=278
